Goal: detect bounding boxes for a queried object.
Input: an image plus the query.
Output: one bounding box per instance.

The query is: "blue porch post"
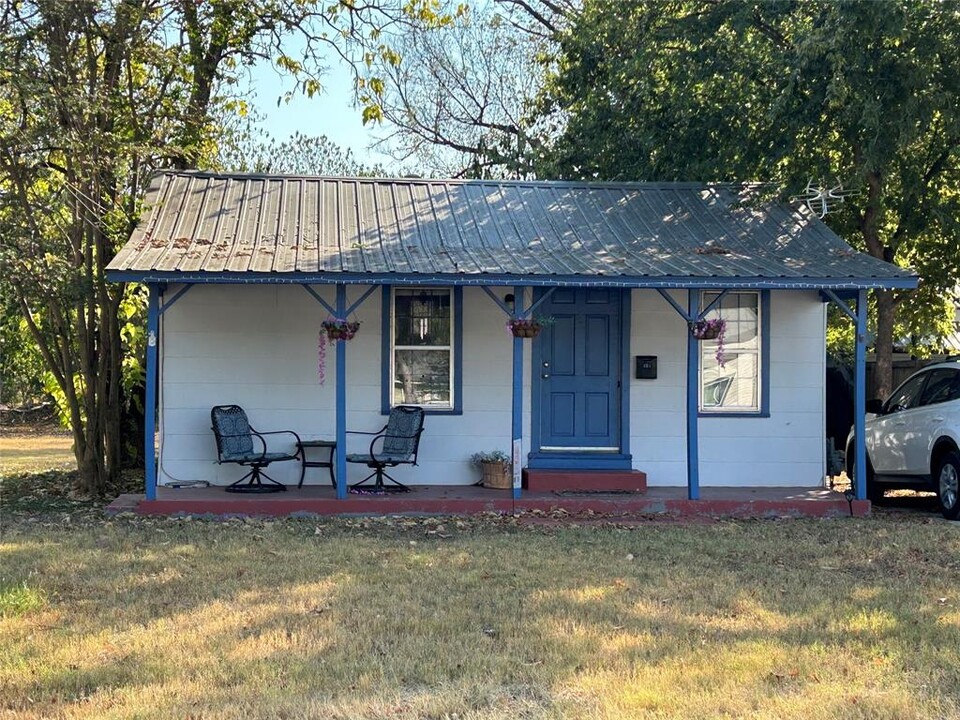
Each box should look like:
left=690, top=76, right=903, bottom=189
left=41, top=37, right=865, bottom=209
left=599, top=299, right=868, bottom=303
left=854, top=289, right=868, bottom=501
left=512, top=287, right=525, bottom=499
left=686, top=289, right=700, bottom=500
left=335, top=284, right=348, bottom=499
left=144, top=283, right=159, bottom=500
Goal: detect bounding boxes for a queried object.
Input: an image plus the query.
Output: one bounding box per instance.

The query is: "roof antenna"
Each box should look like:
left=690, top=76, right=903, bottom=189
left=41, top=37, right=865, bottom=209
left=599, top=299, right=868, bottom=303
left=792, top=180, right=858, bottom=218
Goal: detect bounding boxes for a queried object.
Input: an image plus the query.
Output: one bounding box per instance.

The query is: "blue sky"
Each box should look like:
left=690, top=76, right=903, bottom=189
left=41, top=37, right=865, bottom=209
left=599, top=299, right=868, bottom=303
left=247, top=48, right=392, bottom=167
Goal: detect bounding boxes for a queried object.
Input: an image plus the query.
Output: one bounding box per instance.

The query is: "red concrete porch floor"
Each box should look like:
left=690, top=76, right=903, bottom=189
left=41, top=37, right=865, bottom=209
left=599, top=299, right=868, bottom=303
left=107, top=485, right=869, bottom=519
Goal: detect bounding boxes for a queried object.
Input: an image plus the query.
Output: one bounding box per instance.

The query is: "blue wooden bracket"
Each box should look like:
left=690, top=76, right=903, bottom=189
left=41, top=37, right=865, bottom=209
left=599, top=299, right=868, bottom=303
left=658, top=288, right=730, bottom=323
left=699, top=289, right=729, bottom=319
left=525, top=287, right=556, bottom=318
left=657, top=288, right=694, bottom=323
left=822, top=289, right=858, bottom=322
left=301, top=284, right=337, bottom=316
left=481, top=285, right=516, bottom=317
left=158, top=284, right=192, bottom=316
left=346, top=285, right=378, bottom=316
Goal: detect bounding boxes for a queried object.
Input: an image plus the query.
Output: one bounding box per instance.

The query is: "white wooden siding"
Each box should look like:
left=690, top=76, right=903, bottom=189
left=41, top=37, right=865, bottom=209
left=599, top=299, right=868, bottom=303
left=629, top=289, right=826, bottom=487
left=158, top=285, right=825, bottom=488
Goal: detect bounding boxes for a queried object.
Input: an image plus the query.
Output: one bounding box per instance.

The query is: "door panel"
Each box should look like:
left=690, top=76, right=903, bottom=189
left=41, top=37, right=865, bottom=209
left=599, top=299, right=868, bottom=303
left=536, top=289, right=621, bottom=451
left=584, top=393, right=610, bottom=437
left=550, top=393, right=576, bottom=437
left=584, top=315, right=610, bottom=375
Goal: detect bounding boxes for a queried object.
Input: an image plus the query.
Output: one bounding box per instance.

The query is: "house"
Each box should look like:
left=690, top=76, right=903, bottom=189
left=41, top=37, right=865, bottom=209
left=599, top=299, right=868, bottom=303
left=105, top=172, right=915, bottom=508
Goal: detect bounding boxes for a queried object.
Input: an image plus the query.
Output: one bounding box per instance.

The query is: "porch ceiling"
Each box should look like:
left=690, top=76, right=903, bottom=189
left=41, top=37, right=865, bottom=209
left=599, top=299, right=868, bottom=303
left=107, top=171, right=916, bottom=290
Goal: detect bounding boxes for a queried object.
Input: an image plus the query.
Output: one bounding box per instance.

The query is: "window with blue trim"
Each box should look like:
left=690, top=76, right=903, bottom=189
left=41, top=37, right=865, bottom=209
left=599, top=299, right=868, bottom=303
left=389, top=288, right=459, bottom=410
left=699, top=291, right=763, bottom=413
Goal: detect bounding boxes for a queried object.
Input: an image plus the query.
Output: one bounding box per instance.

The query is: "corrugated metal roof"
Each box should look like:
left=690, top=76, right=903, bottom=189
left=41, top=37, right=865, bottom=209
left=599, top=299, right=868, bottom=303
left=107, top=171, right=915, bottom=288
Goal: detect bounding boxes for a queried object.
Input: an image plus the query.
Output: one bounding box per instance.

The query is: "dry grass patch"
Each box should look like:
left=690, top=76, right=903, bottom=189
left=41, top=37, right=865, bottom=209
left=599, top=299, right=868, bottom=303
left=0, top=432, right=74, bottom=475
left=1, top=515, right=960, bottom=719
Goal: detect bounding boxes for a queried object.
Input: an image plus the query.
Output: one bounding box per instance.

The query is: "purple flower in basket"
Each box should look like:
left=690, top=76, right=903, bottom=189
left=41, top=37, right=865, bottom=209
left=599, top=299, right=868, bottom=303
left=689, top=318, right=727, bottom=367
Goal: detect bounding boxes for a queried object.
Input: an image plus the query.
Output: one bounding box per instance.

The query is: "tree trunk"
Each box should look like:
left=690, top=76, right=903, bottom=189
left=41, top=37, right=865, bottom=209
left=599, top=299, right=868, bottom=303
left=873, top=289, right=896, bottom=400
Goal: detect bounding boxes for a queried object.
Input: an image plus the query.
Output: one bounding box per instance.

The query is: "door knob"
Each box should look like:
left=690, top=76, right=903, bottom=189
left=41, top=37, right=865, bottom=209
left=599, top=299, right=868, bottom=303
left=542, top=373, right=550, bottom=379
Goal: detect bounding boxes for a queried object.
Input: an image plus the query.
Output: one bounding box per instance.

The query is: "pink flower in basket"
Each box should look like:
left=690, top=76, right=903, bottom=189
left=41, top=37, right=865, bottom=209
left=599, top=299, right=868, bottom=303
left=321, top=318, right=360, bottom=341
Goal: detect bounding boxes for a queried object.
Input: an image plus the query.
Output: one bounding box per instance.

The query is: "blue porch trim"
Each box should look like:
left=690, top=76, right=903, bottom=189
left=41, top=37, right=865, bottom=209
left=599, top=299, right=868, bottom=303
left=107, top=269, right=917, bottom=291
left=144, top=284, right=159, bottom=501
left=335, top=284, right=348, bottom=500
left=381, top=286, right=463, bottom=416
left=854, top=289, right=867, bottom=501
left=511, top=287, right=525, bottom=499
left=526, top=453, right=633, bottom=470
left=686, top=290, right=700, bottom=500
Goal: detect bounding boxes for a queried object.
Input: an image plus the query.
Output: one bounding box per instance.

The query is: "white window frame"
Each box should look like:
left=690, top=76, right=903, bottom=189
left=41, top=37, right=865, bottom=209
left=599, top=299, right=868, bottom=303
left=698, top=290, right=763, bottom=414
left=390, top=287, right=455, bottom=410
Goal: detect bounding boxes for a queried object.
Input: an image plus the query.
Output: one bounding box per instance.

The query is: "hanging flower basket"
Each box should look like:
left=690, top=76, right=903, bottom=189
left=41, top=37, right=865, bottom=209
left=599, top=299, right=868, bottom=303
left=317, top=318, right=360, bottom=385
left=689, top=318, right=725, bottom=341
left=689, top=318, right=727, bottom=367
left=507, top=317, right=548, bottom=338
left=321, top=318, right=360, bottom=341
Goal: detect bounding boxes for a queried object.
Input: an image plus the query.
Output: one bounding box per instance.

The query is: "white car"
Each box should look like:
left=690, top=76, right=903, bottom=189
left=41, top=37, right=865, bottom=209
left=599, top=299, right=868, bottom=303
left=846, top=361, right=960, bottom=519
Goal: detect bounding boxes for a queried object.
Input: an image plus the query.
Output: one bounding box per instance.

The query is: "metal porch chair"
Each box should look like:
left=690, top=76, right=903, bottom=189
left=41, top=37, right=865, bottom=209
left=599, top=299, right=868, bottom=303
left=346, top=406, right=425, bottom=493
left=211, top=405, right=303, bottom=493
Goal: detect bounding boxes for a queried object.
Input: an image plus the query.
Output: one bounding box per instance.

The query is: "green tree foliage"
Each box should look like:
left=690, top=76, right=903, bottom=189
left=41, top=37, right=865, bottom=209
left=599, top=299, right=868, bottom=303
left=536, top=0, right=960, bottom=396
left=0, top=0, right=448, bottom=495
left=219, top=130, right=388, bottom=176
left=0, top=293, right=46, bottom=407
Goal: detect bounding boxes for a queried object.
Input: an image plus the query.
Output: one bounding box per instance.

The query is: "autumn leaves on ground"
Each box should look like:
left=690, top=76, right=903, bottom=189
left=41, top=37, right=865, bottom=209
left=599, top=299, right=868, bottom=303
left=2, top=433, right=960, bottom=719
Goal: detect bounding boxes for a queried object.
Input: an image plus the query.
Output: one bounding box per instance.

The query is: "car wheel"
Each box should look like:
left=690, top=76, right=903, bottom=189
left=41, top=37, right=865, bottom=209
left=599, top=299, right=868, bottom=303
left=936, top=451, right=960, bottom=520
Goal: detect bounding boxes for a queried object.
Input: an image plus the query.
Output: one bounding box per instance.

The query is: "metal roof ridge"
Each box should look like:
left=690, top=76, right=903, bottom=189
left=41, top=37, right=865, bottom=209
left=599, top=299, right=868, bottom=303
left=150, top=170, right=777, bottom=192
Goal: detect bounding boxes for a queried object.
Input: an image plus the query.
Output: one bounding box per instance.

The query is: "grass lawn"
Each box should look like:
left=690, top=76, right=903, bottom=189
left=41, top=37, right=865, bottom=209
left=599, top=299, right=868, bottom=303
left=2, top=435, right=960, bottom=718
left=0, top=430, right=74, bottom=474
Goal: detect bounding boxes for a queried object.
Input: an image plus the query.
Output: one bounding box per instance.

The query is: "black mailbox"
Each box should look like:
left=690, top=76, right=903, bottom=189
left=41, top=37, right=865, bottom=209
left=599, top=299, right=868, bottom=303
left=635, top=356, right=657, bottom=379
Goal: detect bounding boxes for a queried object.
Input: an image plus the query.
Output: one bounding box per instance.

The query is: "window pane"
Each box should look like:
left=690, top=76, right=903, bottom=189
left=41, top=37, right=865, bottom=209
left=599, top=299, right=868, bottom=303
left=702, top=352, right=759, bottom=409
left=885, top=373, right=927, bottom=413
left=394, top=349, right=451, bottom=405
left=704, top=292, right=758, bottom=349
left=919, top=369, right=958, bottom=406
left=701, top=292, right=760, bottom=412
left=394, top=290, right=451, bottom=346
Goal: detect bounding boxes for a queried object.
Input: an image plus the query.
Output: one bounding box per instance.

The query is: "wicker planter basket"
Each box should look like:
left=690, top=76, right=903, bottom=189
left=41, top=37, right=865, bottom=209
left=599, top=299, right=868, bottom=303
left=689, top=319, right=724, bottom=340
left=480, top=461, right=513, bottom=489
left=510, top=324, right=542, bottom=338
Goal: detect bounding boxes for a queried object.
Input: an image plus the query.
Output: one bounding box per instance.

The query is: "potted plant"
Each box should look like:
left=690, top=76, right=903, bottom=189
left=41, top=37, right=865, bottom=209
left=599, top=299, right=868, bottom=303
left=689, top=318, right=727, bottom=367
left=470, top=450, right=513, bottom=489
left=317, top=318, right=361, bottom=384
left=506, top=315, right=551, bottom=338
left=321, top=317, right=360, bottom=341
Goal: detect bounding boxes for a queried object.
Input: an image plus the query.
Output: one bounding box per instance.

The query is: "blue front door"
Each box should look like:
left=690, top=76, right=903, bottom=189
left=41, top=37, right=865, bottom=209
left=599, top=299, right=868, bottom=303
left=534, top=288, right=623, bottom=458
